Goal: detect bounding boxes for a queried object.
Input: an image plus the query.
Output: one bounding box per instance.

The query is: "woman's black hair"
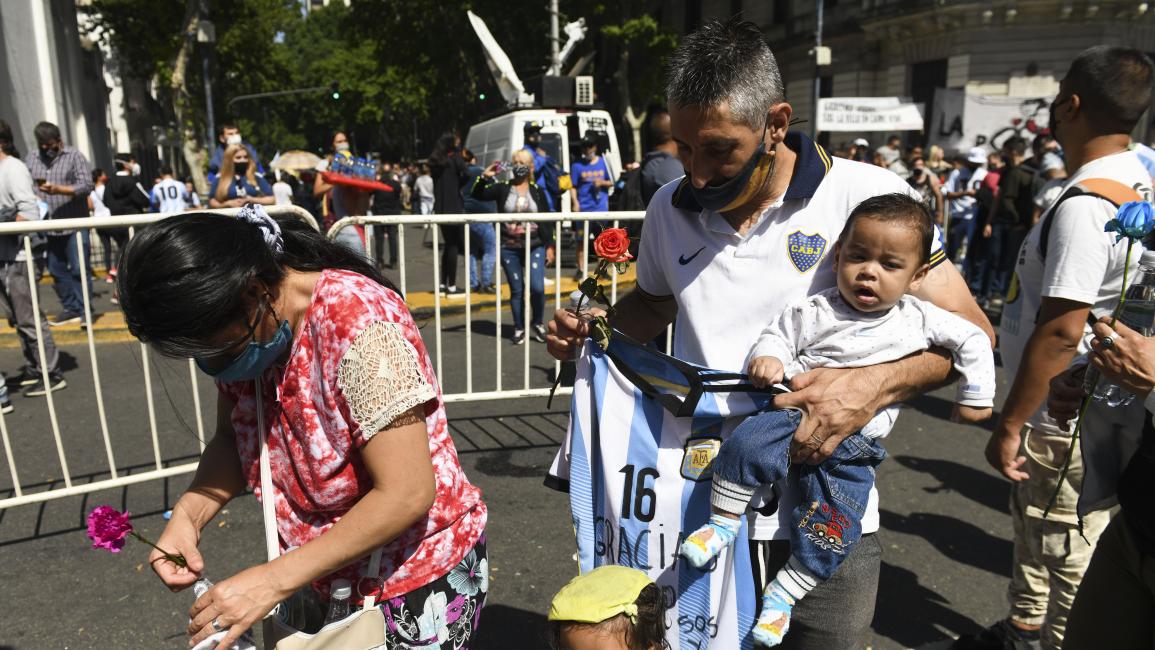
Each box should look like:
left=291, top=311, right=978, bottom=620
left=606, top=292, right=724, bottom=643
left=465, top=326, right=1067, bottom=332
left=117, top=210, right=398, bottom=358
left=428, top=131, right=457, bottom=167
left=549, top=583, right=669, bottom=650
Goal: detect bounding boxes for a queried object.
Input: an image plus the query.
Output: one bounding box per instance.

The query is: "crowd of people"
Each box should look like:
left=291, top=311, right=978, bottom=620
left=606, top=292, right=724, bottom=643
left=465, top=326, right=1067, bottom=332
left=5, top=13, right=1155, bottom=650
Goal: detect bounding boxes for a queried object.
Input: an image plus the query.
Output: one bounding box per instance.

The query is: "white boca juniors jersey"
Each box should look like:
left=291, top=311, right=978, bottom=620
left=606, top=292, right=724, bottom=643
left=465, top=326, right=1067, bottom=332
left=548, top=334, right=779, bottom=650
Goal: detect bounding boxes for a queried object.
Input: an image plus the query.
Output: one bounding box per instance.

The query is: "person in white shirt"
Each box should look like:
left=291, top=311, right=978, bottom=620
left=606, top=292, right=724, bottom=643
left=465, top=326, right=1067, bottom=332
left=415, top=165, right=435, bottom=216
left=967, top=45, right=1155, bottom=650
left=150, top=165, right=192, bottom=214
left=678, top=193, right=994, bottom=646
left=942, top=147, right=989, bottom=264
left=547, top=17, right=993, bottom=647
left=1031, top=152, right=1068, bottom=219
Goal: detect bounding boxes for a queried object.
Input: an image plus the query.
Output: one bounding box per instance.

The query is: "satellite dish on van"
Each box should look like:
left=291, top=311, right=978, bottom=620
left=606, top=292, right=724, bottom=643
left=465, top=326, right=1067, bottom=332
left=467, top=10, right=534, bottom=107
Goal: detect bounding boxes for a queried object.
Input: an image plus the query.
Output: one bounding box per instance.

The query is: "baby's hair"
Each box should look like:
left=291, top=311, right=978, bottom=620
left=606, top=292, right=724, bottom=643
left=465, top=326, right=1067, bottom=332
left=838, top=192, right=934, bottom=264
left=550, top=583, right=669, bottom=650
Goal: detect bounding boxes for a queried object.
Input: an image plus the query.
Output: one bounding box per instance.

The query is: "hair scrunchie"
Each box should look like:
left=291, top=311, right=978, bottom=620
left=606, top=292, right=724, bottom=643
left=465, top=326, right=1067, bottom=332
left=236, top=203, right=284, bottom=255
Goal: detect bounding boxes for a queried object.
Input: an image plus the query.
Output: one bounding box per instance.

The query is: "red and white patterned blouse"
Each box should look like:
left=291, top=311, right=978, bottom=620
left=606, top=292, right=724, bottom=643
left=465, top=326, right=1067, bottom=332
left=219, top=269, right=486, bottom=599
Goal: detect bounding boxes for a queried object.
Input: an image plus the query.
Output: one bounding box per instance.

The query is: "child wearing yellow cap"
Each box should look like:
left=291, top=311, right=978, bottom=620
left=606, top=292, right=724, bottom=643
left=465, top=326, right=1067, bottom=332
left=548, top=566, right=668, bottom=650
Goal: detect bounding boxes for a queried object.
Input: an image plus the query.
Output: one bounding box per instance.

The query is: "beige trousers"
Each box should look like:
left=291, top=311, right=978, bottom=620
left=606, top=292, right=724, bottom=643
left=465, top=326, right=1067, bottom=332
left=1007, top=429, right=1110, bottom=650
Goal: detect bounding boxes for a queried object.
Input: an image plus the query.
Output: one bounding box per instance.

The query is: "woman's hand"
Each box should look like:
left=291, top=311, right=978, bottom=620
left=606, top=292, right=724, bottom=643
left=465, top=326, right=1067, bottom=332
left=149, top=509, right=205, bottom=592
left=187, top=563, right=288, bottom=650
left=483, top=161, right=501, bottom=178
left=545, top=246, right=555, bottom=266
left=1089, top=317, right=1155, bottom=397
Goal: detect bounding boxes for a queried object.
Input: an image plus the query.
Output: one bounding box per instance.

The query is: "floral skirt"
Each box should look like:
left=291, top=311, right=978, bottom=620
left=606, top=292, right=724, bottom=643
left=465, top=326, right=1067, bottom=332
left=378, top=535, right=488, bottom=649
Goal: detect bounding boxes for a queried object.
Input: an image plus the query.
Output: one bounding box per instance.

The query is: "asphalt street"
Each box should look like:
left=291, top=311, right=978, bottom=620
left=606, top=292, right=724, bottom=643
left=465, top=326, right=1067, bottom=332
left=0, top=234, right=1019, bottom=649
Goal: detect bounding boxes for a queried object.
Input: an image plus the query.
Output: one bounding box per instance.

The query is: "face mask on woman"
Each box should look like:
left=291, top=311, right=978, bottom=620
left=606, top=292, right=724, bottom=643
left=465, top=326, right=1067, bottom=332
left=335, top=142, right=351, bottom=153
left=197, top=304, right=292, bottom=382
left=512, top=164, right=531, bottom=179
left=235, top=161, right=249, bottom=175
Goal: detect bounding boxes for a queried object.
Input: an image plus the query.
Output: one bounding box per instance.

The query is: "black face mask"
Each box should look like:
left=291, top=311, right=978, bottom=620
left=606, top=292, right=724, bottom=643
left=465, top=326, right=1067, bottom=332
left=235, top=162, right=249, bottom=175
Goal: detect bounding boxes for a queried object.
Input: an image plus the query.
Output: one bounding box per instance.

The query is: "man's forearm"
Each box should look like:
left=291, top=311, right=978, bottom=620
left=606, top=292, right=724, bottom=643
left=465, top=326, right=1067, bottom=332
left=999, top=332, right=1078, bottom=431
left=608, top=289, right=677, bottom=343
left=873, top=348, right=955, bottom=409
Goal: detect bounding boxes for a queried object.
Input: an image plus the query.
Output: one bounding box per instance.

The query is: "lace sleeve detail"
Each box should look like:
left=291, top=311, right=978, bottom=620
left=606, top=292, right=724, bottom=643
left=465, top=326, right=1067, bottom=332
left=338, top=321, right=437, bottom=440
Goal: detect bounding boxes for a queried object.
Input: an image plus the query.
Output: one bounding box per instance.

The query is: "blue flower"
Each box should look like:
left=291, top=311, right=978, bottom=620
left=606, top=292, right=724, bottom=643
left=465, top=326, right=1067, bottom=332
left=1105, top=201, right=1155, bottom=242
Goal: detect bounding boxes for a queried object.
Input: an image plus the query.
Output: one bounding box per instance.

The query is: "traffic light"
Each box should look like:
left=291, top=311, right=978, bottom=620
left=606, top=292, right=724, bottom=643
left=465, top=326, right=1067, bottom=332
left=330, top=82, right=340, bottom=101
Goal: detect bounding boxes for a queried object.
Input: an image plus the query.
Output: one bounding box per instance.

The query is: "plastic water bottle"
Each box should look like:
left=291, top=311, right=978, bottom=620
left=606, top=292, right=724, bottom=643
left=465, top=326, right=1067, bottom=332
left=323, top=579, right=352, bottom=626
left=1085, top=249, right=1155, bottom=406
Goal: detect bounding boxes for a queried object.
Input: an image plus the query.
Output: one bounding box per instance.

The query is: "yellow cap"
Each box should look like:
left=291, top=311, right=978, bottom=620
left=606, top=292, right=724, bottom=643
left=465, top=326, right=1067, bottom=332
left=548, top=566, right=654, bottom=625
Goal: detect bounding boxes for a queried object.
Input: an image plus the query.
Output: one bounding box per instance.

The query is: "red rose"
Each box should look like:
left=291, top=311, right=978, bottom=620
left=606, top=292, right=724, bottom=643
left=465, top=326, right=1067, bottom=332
left=593, top=228, right=633, bottom=263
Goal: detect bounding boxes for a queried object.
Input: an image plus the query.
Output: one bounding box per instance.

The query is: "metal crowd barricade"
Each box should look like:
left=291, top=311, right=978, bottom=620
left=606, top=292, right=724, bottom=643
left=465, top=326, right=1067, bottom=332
left=0, top=205, right=317, bottom=510
left=328, top=210, right=652, bottom=402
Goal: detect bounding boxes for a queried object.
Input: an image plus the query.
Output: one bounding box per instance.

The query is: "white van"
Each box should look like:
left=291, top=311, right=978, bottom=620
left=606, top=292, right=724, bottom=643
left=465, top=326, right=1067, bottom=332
left=464, top=108, right=622, bottom=212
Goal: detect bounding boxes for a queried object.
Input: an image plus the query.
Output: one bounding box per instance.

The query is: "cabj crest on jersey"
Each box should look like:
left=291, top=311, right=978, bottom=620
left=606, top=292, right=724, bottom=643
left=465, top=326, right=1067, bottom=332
left=787, top=231, right=827, bottom=273
left=548, top=332, right=781, bottom=649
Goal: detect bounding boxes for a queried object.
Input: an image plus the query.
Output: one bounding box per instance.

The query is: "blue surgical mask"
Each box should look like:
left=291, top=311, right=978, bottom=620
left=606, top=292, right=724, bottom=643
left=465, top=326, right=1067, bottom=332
left=197, top=319, right=293, bottom=382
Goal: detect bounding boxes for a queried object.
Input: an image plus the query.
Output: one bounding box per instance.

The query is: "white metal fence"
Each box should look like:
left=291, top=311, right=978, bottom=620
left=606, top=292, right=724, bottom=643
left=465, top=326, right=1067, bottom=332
left=0, top=206, right=316, bottom=509
left=329, top=211, right=647, bottom=402
left=0, top=206, right=646, bottom=510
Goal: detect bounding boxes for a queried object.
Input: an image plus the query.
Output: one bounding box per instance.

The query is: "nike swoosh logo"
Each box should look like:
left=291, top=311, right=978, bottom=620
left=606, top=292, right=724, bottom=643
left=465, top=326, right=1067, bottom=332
left=679, top=246, right=707, bottom=265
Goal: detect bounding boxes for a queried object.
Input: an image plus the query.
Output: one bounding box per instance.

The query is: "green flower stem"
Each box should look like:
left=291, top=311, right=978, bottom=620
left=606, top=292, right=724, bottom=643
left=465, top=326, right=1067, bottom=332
left=1042, top=392, right=1091, bottom=519
left=1043, top=240, right=1136, bottom=521
left=129, top=530, right=187, bottom=568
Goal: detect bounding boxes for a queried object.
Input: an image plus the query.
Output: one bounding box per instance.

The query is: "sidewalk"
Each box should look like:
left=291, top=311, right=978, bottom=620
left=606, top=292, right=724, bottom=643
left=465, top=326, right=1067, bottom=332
left=0, top=267, right=638, bottom=348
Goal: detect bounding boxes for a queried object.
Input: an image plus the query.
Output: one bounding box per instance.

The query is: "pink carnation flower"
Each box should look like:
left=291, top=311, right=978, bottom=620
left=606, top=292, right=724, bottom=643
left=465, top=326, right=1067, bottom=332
left=87, top=505, right=134, bottom=553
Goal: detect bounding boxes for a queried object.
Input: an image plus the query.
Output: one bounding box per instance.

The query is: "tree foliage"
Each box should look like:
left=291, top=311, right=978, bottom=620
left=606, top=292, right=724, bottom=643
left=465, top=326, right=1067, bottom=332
left=85, top=0, right=675, bottom=166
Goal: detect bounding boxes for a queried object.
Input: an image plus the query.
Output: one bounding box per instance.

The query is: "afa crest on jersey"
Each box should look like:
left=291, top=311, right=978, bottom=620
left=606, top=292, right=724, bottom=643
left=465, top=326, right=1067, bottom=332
left=787, top=231, right=827, bottom=273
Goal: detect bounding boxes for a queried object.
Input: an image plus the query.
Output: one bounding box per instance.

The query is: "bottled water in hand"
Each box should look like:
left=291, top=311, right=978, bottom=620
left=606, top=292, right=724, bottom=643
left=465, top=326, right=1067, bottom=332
left=1086, top=250, right=1155, bottom=407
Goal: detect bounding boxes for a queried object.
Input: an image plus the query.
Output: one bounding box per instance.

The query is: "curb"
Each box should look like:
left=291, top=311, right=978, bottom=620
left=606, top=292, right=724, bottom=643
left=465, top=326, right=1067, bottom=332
left=0, top=276, right=639, bottom=349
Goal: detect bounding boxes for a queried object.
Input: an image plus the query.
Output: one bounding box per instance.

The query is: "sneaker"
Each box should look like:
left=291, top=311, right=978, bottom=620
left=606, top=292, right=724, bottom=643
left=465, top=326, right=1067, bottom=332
left=951, top=619, right=1041, bottom=650
left=531, top=324, right=548, bottom=343
left=442, top=286, right=466, bottom=298
left=23, top=373, right=67, bottom=397
left=11, top=366, right=40, bottom=387
left=512, top=330, right=526, bottom=345
left=0, top=400, right=12, bottom=415
left=48, top=312, right=82, bottom=327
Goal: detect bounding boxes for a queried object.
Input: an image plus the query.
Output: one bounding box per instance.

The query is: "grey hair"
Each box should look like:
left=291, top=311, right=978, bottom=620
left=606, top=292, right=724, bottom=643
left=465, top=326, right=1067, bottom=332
left=665, top=16, right=785, bottom=130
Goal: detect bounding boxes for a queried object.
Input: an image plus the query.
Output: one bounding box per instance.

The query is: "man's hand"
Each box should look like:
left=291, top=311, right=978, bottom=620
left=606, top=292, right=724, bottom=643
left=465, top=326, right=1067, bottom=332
left=984, top=422, right=1030, bottom=482
left=1047, top=365, right=1086, bottom=432
left=39, top=182, right=63, bottom=195
left=773, top=366, right=882, bottom=464
left=747, top=356, right=785, bottom=389
left=953, top=404, right=993, bottom=423
left=983, top=223, right=993, bottom=238
left=545, top=306, right=606, bottom=361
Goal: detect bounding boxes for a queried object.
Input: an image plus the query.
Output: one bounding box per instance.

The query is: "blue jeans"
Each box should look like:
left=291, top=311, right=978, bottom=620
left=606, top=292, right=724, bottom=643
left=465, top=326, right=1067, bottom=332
left=499, top=245, right=545, bottom=331
left=946, top=217, right=973, bottom=264
left=712, top=408, right=886, bottom=581
left=469, top=223, right=496, bottom=289
left=45, top=232, right=92, bottom=315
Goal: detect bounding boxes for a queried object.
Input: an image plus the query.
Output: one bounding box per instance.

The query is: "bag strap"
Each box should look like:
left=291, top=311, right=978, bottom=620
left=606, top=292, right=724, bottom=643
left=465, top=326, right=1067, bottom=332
left=1038, top=178, right=1143, bottom=260
left=255, top=377, right=383, bottom=612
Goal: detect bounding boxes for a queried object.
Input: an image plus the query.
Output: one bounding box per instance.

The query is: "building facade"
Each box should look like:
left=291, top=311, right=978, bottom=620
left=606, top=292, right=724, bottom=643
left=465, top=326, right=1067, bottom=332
left=0, top=0, right=114, bottom=167
left=662, top=0, right=1155, bottom=151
